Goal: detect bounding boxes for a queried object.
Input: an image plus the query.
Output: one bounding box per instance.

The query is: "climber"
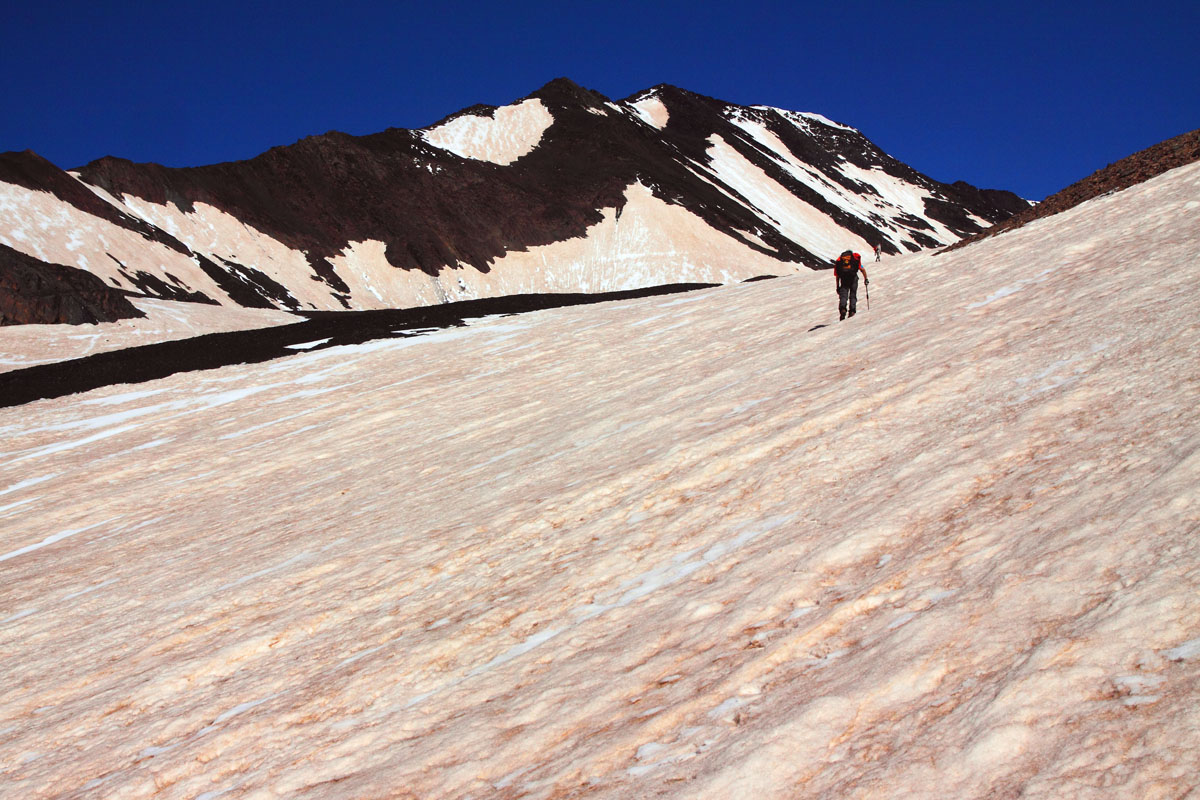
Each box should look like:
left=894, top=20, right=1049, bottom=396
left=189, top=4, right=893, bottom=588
left=833, top=250, right=869, bottom=320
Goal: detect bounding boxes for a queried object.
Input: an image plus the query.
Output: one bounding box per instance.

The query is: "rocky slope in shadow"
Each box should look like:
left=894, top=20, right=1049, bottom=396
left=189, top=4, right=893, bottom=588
left=0, top=243, right=145, bottom=326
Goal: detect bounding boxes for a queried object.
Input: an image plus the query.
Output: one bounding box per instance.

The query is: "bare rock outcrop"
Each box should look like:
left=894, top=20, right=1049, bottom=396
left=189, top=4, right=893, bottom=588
left=0, top=243, right=144, bottom=325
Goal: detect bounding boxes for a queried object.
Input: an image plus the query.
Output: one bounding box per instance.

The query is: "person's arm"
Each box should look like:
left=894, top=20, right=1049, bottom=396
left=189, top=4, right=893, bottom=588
left=860, top=265, right=869, bottom=284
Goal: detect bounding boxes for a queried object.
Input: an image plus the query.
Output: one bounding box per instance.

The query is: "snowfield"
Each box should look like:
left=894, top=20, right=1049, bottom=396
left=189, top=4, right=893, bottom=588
left=0, top=299, right=300, bottom=374
left=1, top=163, right=1198, bottom=798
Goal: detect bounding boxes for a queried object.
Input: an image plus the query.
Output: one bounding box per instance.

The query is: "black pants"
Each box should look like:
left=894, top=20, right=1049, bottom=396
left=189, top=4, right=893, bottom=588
left=837, top=272, right=859, bottom=319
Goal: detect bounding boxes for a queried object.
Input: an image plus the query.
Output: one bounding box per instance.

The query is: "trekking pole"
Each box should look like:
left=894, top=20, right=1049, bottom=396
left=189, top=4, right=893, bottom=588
left=865, top=279, right=870, bottom=311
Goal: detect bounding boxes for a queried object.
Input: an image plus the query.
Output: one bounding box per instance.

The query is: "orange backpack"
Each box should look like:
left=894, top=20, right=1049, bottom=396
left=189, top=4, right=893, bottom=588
left=835, top=251, right=861, bottom=272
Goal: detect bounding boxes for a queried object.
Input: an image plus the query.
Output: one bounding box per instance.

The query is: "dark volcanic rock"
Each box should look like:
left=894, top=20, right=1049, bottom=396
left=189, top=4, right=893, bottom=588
left=0, top=243, right=145, bottom=325
left=111, top=258, right=217, bottom=306
left=195, top=254, right=298, bottom=310
left=943, top=129, right=1200, bottom=254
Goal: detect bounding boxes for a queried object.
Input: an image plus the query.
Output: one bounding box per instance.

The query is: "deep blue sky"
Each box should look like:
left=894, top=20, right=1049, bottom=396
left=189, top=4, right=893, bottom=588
left=3, top=0, right=1196, bottom=200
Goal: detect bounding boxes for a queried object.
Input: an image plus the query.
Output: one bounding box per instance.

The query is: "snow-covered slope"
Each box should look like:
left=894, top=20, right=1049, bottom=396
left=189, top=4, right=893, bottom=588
left=0, top=79, right=1026, bottom=320
left=1, top=153, right=1196, bottom=796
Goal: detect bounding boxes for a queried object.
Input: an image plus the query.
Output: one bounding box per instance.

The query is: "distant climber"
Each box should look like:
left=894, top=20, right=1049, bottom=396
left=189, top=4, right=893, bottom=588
left=873, top=244, right=881, bottom=262
left=833, top=250, right=869, bottom=320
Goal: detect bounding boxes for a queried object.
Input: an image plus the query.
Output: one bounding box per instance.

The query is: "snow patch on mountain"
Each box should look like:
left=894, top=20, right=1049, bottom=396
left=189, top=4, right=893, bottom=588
left=630, top=95, right=669, bottom=129
left=328, top=239, right=434, bottom=308
left=723, top=112, right=991, bottom=251
left=702, top=133, right=872, bottom=257
left=479, top=181, right=795, bottom=291
left=420, top=98, right=554, bottom=165
left=727, top=112, right=805, bottom=165
left=752, top=106, right=856, bottom=133
left=838, top=161, right=987, bottom=239
left=0, top=182, right=227, bottom=301
left=724, top=114, right=885, bottom=230
left=104, top=190, right=333, bottom=308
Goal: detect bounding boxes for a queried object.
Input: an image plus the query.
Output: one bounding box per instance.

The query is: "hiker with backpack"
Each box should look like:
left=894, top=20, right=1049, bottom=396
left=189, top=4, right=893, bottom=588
left=833, top=250, right=869, bottom=320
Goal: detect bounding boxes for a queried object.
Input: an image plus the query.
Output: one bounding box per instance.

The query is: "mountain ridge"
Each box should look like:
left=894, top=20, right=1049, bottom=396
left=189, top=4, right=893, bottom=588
left=2, top=78, right=1027, bottom=324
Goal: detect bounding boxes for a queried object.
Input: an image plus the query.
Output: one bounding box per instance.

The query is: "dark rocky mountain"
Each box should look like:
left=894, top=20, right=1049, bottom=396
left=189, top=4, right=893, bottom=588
left=0, top=243, right=145, bottom=326
left=0, top=78, right=1029, bottom=323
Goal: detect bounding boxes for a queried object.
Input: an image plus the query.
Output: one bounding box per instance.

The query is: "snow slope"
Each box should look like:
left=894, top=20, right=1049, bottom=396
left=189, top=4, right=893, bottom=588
left=0, top=163, right=1197, bottom=798
left=0, top=298, right=300, bottom=373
